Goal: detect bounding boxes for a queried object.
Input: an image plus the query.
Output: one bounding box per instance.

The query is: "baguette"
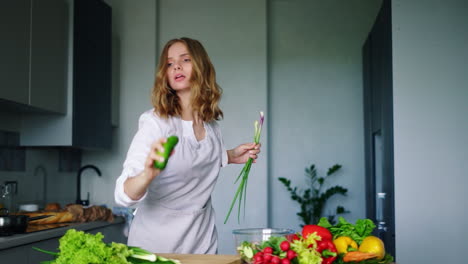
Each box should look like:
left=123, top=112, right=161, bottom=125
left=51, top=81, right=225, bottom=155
left=28, top=211, right=75, bottom=224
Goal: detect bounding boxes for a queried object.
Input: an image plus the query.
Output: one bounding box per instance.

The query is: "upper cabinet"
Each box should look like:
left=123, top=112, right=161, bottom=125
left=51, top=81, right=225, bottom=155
left=72, top=0, right=112, bottom=149
left=30, top=0, right=69, bottom=113
left=0, top=0, right=68, bottom=114
left=19, top=0, right=113, bottom=150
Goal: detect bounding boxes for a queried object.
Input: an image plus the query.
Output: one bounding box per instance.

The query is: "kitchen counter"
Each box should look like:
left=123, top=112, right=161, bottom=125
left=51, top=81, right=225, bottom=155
left=0, top=216, right=125, bottom=250
left=158, top=253, right=241, bottom=264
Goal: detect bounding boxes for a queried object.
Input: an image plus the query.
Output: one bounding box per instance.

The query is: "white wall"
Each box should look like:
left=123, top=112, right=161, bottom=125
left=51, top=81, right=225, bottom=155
left=269, top=0, right=381, bottom=229
left=392, top=0, right=468, bottom=263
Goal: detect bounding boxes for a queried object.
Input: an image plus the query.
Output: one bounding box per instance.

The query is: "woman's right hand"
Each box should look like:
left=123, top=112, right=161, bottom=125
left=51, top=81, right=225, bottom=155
left=142, top=137, right=168, bottom=181
left=123, top=137, right=168, bottom=200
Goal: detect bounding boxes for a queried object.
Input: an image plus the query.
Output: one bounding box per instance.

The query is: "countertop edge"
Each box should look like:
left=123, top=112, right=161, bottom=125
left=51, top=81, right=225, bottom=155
left=157, top=253, right=242, bottom=264
left=0, top=216, right=125, bottom=250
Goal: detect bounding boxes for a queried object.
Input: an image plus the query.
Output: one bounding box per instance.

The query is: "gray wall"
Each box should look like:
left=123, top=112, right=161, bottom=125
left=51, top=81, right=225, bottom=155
left=0, top=148, right=76, bottom=209
left=269, top=0, right=381, bottom=229
left=392, top=0, right=468, bottom=263
left=82, top=0, right=380, bottom=254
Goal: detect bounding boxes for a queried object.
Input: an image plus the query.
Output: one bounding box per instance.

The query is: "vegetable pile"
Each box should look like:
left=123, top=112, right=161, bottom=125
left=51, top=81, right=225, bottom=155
left=237, top=235, right=299, bottom=264
left=33, top=229, right=180, bottom=264
left=237, top=217, right=393, bottom=264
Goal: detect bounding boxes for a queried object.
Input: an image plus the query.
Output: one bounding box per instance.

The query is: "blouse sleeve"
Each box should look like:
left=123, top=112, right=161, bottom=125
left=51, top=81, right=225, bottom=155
left=212, top=121, right=229, bottom=167
left=114, top=111, right=163, bottom=207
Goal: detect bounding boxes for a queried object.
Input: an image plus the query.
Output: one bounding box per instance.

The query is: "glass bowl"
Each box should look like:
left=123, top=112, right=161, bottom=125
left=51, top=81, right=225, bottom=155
left=233, top=228, right=296, bottom=263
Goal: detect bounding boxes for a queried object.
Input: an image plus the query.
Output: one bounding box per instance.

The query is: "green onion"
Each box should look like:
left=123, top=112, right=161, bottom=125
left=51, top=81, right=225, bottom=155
left=224, top=111, right=264, bottom=224
left=128, top=246, right=157, bottom=262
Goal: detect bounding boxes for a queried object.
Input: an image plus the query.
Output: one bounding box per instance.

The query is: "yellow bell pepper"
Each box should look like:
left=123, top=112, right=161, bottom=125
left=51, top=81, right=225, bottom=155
left=358, top=236, right=385, bottom=260
left=333, top=236, right=358, bottom=254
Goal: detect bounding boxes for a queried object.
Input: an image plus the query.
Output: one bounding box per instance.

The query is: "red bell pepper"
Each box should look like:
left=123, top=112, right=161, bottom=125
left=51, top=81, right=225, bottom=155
left=316, top=240, right=338, bottom=264
left=302, top=225, right=333, bottom=241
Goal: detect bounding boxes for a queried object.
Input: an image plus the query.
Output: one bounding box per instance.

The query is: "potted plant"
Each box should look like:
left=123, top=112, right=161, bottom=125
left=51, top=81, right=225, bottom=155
left=278, top=163, right=349, bottom=226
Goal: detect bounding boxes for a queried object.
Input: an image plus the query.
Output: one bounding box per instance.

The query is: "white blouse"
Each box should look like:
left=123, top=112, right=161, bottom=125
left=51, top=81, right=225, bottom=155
left=114, top=109, right=228, bottom=253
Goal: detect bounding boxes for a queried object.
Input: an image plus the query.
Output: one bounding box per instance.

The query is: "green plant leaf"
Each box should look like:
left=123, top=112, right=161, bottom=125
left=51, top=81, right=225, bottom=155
left=278, top=163, right=350, bottom=226
left=336, top=206, right=346, bottom=214
left=327, top=164, right=342, bottom=176
left=317, top=177, right=324, bottom=185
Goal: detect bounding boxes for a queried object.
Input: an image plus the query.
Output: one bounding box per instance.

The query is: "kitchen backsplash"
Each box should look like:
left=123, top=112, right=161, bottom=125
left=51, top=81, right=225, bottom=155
left=0, top=130, right=25, bottom=171
left=0, top=130, right=81, bottom=211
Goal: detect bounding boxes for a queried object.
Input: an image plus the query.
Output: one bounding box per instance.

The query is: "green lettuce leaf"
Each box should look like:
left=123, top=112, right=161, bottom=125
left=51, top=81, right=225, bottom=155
left=318, top=217, right=376, bottom=245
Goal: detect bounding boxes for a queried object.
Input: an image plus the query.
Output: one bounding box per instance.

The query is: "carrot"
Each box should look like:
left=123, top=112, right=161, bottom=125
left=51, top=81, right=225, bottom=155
left=343, top=251, right=377, bottom=262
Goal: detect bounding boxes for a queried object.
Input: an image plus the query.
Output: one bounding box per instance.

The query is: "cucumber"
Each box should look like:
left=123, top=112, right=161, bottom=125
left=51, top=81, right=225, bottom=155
left=153, top=135, right=179, bottom=170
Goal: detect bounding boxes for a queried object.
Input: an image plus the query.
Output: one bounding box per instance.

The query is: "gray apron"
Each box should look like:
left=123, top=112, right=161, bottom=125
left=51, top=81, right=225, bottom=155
left=127, top=119, right=223, bottom=254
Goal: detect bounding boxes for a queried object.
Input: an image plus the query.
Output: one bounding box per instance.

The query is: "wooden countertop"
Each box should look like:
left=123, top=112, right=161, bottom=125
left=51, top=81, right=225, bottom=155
left=158, top=254, right=242, bottom=264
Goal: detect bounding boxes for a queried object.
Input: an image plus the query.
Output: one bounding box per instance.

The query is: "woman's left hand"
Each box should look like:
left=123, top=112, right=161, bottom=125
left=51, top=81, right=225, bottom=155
left=227, top=143, right=261, bottom=164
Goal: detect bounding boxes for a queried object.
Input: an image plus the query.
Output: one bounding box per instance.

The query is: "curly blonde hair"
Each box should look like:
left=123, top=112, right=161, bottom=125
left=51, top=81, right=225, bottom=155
left=151, top=37, right=223, bottom=122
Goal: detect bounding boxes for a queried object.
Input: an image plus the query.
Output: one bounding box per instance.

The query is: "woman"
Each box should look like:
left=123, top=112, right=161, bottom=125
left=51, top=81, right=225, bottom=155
left=114, top=37, right=261, bottom=254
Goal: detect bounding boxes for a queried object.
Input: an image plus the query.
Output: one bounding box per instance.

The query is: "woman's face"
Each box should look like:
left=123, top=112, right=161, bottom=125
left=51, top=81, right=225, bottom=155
left=166, top=42, right=193, bottom=92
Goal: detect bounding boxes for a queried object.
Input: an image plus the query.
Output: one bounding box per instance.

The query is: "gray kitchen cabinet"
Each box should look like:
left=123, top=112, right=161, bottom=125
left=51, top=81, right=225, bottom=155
left=20, top=0, right=113, bottom=150
left=0, top=0, right=68, bottom=114
left=0, top=246, right=29, bottom=263
left=29, top=0, right=68, bottom=113
left=0, top=0, right=31, bottom=106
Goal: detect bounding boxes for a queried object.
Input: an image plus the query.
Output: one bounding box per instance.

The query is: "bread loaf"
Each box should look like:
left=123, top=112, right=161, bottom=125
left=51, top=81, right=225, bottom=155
left=44, top=203, right=61, bottom=212
left=23, top=204, right=114, bottom=224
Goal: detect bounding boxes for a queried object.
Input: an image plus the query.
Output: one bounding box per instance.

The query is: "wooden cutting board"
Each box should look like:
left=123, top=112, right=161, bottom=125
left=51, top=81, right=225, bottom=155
left=157, top=254, right=242, bottom=264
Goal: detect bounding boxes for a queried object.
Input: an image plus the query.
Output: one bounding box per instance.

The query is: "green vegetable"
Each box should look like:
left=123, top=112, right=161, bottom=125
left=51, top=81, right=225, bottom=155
left=224, top=111, right=264, bottom=224
left=260, top=235, right=287, bottom=255
left=237, top=235, right=290, bottom=262
left=153, top=135, right=179, bottom=170
left=290, top=232, right=322, bottom=264
left=237, top=241, right=255, bottom=261
left=36, top=229, right=131, bottom=264
left=318, top=217, right=376, bottom=245
left=128, top=247, right=156, bottom=262
left=33, top=229, right=179, bottom=264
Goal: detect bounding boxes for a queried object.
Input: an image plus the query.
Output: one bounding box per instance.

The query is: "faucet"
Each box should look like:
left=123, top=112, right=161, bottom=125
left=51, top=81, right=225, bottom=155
left=76, top=164, right=101, bottom=206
